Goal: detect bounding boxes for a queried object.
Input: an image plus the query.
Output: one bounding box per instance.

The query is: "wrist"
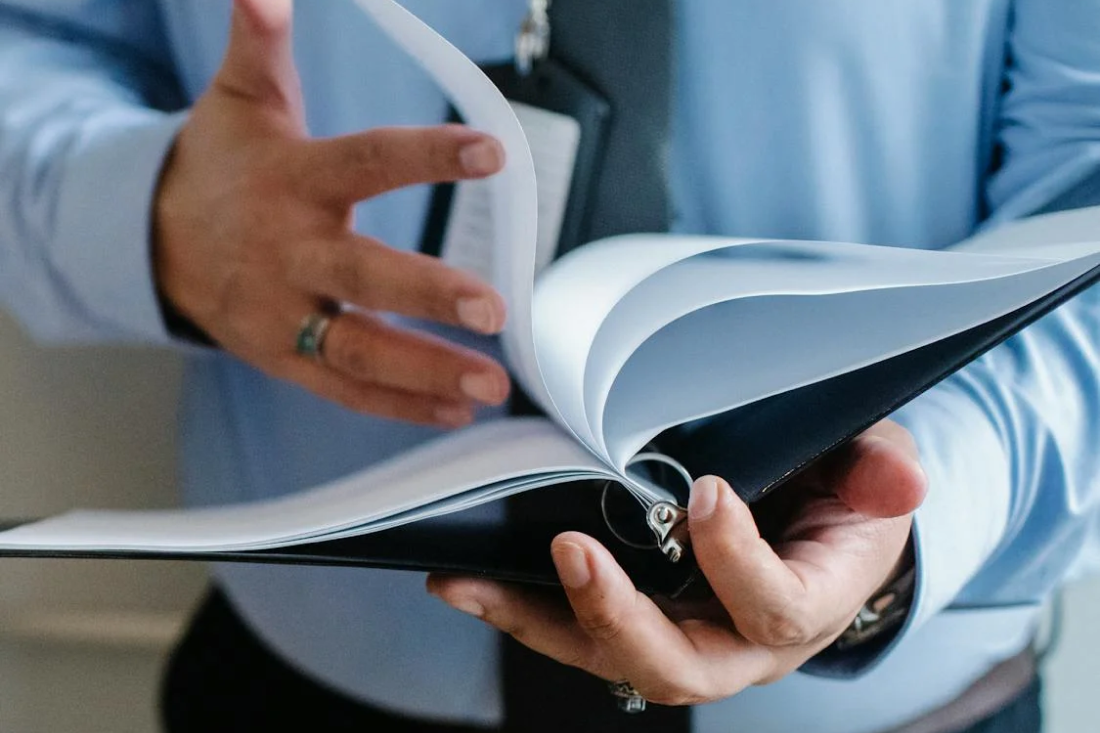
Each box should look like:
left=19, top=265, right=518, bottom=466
left=151, top=128, right=217, bottom=347
left=835, top=536, right=916, bottom=651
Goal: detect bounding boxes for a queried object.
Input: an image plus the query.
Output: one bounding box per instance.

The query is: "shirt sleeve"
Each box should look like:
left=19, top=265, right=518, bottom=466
left=888, top=0, right=1100, bottom=654
left=0, top=4, right=188, bottom=344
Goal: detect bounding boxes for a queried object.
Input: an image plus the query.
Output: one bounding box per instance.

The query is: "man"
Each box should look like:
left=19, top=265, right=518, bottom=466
left=0, top=1, right=1097, bottom=731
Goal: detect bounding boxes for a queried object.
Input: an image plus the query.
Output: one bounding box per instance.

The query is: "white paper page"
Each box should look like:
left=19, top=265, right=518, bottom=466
left=0, top=3, right=623, bottom=559
left=351, top=0, right=549, bottom=409
left=0, top=418, right=613, bottom=552
left=599, top=251, right=1100, bottom=466
left=531, top=235, right=1053, bottom=462
left=576, top=242, right=1060, bottom=460
left=532, top=235, right=776, bottom=452
left=441, top=102, right=582, bottom=283
left=323, top=470, right=601, bottom=540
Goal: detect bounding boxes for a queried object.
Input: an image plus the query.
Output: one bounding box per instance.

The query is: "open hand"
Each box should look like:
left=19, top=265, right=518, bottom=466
left=154, top=0, right=510, bottom=427
left=429, top=420, right=927, bottom=705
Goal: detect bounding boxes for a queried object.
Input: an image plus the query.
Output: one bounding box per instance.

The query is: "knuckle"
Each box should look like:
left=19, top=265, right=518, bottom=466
left=326, top=250, right=371, bottom=301
left=427, top=130, right=464, bottom=174
left=401, top=270, right=462, bottom=323
left=327, top=329, right=378, bottom=381
left=329, top=133, right=401, bottom=197
left=481, top=608, right=528, bottom=641
left=575, top=607, right=629, bottom=643
left=346, top=133, right=386, bottom=177
left=340, top=344, right=374, bottom=379
left=765, top=621, right=812, bottom=647
left=555, top=647, right=590, bottom=671
left=706, top=527, right=743, bottom=563
left=741, top=605, right=816, bottom=648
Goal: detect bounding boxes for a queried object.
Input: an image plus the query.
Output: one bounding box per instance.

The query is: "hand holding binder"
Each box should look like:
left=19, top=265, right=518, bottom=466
left=430, top=419, right=925, bottom=707
left=1, top=0, right=1099, bottom=599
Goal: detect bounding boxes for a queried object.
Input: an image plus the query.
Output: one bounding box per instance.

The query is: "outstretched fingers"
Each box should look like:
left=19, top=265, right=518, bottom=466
left=219, top=0, right=302, bottom=113
left=320, top=312, right=510, bottom=406
left=300, top=125, right=505, bottom=205
left=287, top=234, right=507, bottom=335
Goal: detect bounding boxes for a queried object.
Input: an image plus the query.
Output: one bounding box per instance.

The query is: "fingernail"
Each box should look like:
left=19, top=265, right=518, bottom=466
left=445, top=595, right=485, bottom=619
left=459, top=139, right=503, bottom=176
left=909, top=456, right=929, bottom=486
left=689, top=476, right=720, bottom=521
left=460, top=373, right=505, bottom=405
left=457, top=297, right=499, bottom=334
left=435, top=404, right=474, bottom=427
left=552, top=542, right=591, bottom=589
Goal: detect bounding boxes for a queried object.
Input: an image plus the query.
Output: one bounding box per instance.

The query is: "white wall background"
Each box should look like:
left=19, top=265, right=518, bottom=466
left=0, top=309, right=1096, bottom=732
left=0, top=312, right=205, bottom=733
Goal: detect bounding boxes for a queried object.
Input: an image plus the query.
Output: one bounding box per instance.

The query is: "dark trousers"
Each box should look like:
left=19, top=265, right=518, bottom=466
left=161, top=589, right=1042, bottom=733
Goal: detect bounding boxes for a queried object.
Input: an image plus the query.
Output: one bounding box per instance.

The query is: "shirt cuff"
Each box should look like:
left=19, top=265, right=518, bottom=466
left=51, top=107, right=188, bottom=343
left=892, top=377, right=1012, bottom=631
left=801, top=375, right=1013, bottom=678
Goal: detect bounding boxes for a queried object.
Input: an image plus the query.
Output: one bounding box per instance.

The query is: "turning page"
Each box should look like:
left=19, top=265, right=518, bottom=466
left=352, top=0, right=549, bottom=412
left=4, top=0, right=1100, bottom=568
left=528, top=213, right=1100, bottom=467
left=0, top=0, right=594, bottom=556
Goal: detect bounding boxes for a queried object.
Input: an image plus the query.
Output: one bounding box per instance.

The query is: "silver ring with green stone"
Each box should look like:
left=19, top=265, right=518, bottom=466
left=295, top=312, right=333, bottom=361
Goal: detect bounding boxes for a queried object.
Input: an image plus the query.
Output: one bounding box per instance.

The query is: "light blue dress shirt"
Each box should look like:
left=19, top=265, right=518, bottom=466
left=1, top=2, right=1099, bottom=731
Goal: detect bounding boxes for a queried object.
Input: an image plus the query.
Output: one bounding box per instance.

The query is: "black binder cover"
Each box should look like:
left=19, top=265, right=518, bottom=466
left=2, top=257, right=1097, bottom=596
left=3, top=176, right=1100, bottom=595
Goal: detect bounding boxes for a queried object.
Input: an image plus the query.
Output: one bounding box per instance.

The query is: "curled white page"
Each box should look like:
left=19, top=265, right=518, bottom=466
left=4, top=1, right=1100, bottom=558
left=532, top=235, right=1059, bottom=462
left=351, top=0, right=552, bottom=411
left=0, top=419, right=610, bottom=552
left=600, top=248, right=1100, bottom=466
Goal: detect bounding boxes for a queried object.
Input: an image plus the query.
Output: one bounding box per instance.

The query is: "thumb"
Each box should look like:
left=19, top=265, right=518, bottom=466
left=218, top=0, right=302, bottom=113
left=825, top=421, right=928, bottom=519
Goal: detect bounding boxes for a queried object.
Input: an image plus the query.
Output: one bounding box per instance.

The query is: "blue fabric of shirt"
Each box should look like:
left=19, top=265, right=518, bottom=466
left=1, top=2, right=1099, bottom=731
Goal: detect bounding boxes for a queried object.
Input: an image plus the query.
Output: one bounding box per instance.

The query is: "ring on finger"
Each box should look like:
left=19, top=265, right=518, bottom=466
left=608, top=680, right=647, bottom=714
left=296, top=311, right=335, bottom=361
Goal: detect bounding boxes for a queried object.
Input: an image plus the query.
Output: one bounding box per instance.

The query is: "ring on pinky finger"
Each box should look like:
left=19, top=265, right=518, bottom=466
left=608, top=680, right=647, bottom=714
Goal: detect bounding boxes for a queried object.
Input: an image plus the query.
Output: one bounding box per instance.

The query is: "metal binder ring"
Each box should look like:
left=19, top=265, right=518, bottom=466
left=626, top=452, right=695, bottom=500
left=600, top=452, right=695, bottom=552
left=600, top=482, right=659, bottom=551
